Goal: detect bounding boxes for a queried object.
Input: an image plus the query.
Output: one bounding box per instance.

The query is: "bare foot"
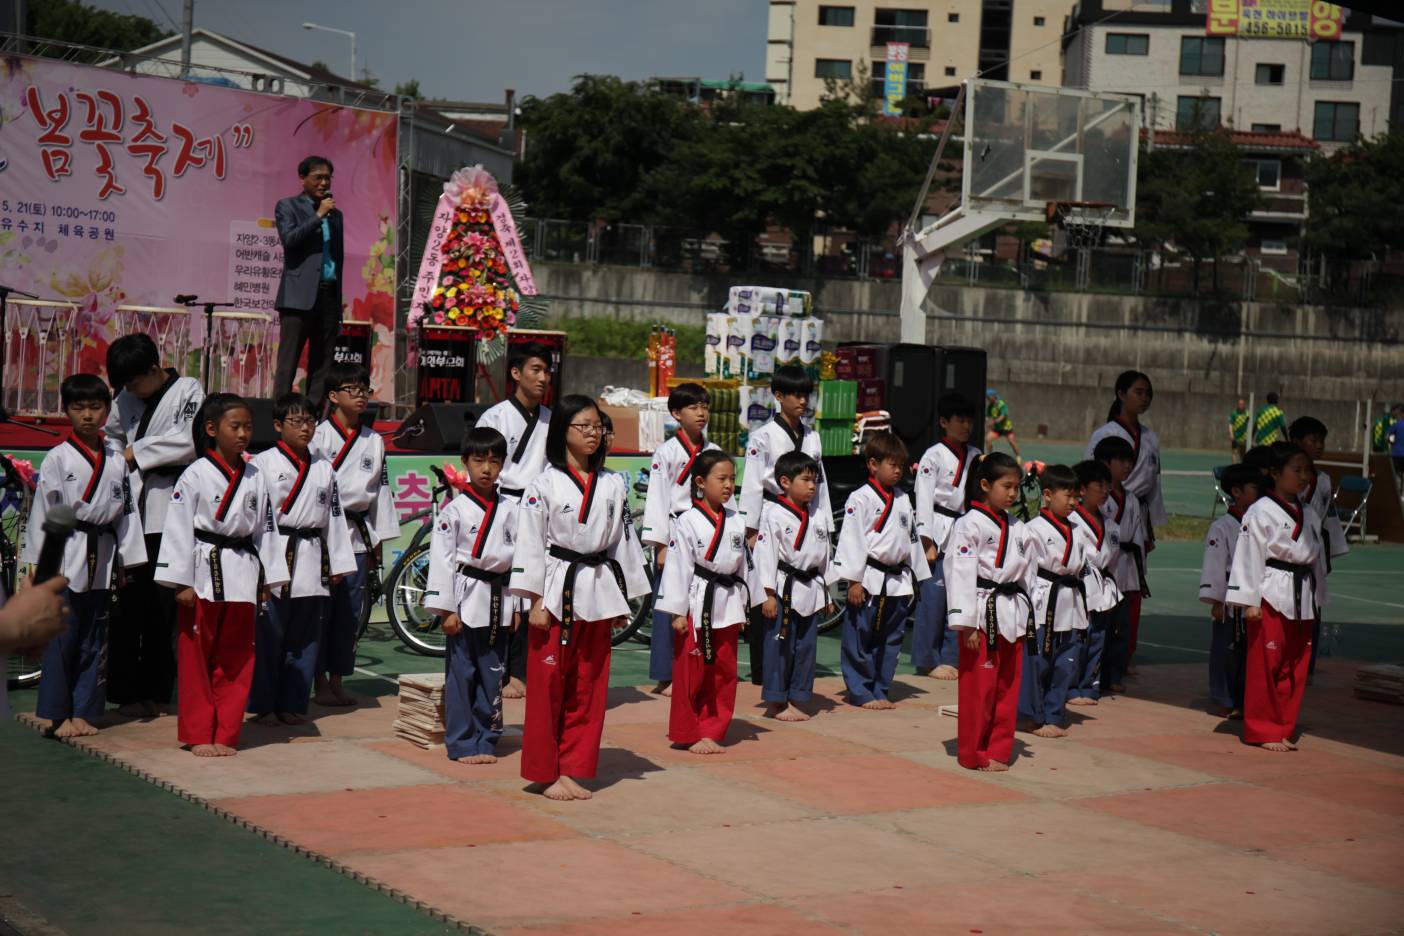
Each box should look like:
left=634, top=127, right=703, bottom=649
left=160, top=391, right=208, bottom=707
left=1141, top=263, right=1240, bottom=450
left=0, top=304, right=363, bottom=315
left=1259, top=741, right=1294, bottom=752
left=276, top=712, right=305, bottom=726
left=934, top=664, right=959, bottom=680
left=1018, top=718, right=1038, bottom=733
left=212, top=743, right=237, bottom=756
left=141, top=700, right=163, bottom=718
left=69, top=717, right=99, bottom=737
left=117, top=703, right=146, bottom=718
left=914, top=666, right=934, bottom=677
left=1067, top=697, right=1096, bottom=707
left=191, top=744, right=221, bottom=757
left=1107, top=683, right=1126, bottom=694
left=251, top=713, right=279, bottom=726
left=1032, top=724, right=1067, bottom=738
left=977, top=761, right=1010, bottom=772
left=53, top=719, right=80, bottom=738
left=1227, top=709, right=1243, bottom=720
left=653, top=680, right=672, bottom=697
left=860, top=699, right=887, bottom=710
left=1283, top=738, right=1299, bottom=750
left=455, top=753, right=498, bottom=765
left=560, top=776, right=593, bottom=799
left=774, top=704, right=810, bottom=722
left=313, top=691, right=342, bottom=707
left=330, top=677, right=357, bottom=707
left=538, top=779, right=574, bottom=801
left=502, top=678, right=525, bottom=700
left=688, top=737, right=725, bottom=755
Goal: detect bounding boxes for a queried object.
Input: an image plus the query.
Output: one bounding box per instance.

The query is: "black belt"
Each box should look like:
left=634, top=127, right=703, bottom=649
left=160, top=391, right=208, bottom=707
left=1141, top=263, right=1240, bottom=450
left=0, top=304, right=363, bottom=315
left=932, top=504, right=962, bottom=519
left=75, top=518, right=118, bottom=590
left=864, top=557, right=911, bottom=652
left=548, top=544, right=626, bottom=646
left=458, top=562, right=512, bottom=644
left=1266, top=558, right=1316, bottom=622
left=1119, top=541, right=1151, bottom=598
left=777, top=560, right=823, bottom=641
left=978, top=576, right=1035, bottom=653
left=500, top=487, right=525, bottom=499
left=693, top=565, right=747, bottom=664
left=195, top=529, right=255, bottom=601
left=1231, top=606, right=1245, bottom=648
left=1037, top=568, right=1087, bottom=656
left=281, top=526, right=329, bottom=597
left=345, top=508, right=383, bottom=603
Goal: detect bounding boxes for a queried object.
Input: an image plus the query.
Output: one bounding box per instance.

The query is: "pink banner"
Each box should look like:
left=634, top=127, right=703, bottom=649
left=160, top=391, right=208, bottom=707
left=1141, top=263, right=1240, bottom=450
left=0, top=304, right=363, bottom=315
left=409, top=194, right=455, bottom=323
left=0, top=54, right=398, bottom=392
left=489, top=193, right=537, bottom=296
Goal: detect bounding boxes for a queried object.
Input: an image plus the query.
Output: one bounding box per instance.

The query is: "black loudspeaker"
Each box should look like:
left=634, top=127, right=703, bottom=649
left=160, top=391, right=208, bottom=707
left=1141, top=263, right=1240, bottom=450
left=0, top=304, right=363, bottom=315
left=937, top=346, right=988, bottom=445
left=246, top=397, right=278, bottom=452
left=883, top=344, right=988, bottom=456
left=395, top=403, right=490, bottom=452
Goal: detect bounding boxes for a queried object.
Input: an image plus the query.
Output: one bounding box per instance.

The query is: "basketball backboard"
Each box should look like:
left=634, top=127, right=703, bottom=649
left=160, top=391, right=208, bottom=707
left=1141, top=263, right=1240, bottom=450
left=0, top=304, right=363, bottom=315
left=961, top=79, right=1140, bottom=228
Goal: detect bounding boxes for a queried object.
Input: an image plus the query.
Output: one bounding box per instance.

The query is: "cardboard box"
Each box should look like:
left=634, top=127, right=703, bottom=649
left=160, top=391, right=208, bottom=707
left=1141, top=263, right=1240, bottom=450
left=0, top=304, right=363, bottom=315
left=596, top=402, right=641, bottom=452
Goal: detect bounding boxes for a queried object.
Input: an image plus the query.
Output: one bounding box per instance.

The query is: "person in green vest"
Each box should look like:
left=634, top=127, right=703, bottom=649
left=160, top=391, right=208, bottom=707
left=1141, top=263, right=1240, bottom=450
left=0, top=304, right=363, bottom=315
left=1371, top=405, right=1394, bottom=453
left=1228, top=397, right=1249, bottom=462
left=985, top=388, right=1020, bottom=457
left=1253, top=392, right=1288, bottom=445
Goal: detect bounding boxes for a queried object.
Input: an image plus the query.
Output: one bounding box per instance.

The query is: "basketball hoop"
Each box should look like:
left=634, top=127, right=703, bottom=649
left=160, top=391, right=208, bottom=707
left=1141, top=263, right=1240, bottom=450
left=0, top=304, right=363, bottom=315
left=1047, top=201, right=1118, bottom=250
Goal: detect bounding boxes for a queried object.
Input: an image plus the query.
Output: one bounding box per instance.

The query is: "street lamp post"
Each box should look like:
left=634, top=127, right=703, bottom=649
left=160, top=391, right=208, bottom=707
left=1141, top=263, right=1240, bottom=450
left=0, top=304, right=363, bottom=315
left=302, top=21, right=357, bottom=82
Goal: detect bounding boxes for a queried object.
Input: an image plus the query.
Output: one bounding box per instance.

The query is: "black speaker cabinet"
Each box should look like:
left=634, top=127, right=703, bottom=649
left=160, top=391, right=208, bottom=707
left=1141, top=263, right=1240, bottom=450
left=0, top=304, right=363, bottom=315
left=395, top=403, right=490, bottom=452
left=882, top=344, right=988, bottom=456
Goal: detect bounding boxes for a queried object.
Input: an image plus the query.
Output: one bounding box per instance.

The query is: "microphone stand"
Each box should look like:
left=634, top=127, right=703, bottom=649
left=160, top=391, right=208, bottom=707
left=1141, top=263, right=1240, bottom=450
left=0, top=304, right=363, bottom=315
left=177, top=295, right=238, bottom=390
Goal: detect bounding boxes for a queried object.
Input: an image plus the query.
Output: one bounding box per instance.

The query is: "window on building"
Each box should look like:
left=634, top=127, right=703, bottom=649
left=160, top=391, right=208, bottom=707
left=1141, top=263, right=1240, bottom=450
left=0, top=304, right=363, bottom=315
left=948, top=12, right=959, bottom=22
left=1255, top=63, right=1285, bottom=86
left=1260, top=240, right=1288, bottom=256
left=1246, top=159, right=1282, bottom=190
left=1313, top=101, right=1359, bottom=141
left=1105, top=33, right=1149, bottom=55
left=1180, top=37, right=1225, bottom=76
left=815, top=58, right=853, bottom=80
left=1030, top=69, right=1043, bottom=80
left=818, top=6, right=855, bottom=27
left=1034, top=16, right=1045, bottom=26
left=1176, top=95, right=1221, bottom=129
left=945, top=65, right=957, bottom=76
left=1310, top=41, right=1354, bottom=81
left=874, top=7, right=929, bottom=46
left=1251, top=123, right=1282, bottom=132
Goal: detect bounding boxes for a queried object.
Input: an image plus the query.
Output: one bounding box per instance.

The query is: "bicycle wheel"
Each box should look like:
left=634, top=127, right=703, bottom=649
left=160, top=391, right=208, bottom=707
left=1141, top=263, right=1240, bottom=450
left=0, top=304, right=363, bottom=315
left=6, top=653, right=41, bottom=691
left=612, top=558, right=654, bottom=647
left=385, top=543, right=447, bottom=657
left=356, top=559, right=377, bottom=641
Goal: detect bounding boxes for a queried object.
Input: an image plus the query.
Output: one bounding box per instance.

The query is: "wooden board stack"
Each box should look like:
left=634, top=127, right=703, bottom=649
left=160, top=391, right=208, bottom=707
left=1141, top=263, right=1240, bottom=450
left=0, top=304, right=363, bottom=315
left=1353, top=664, right=1404, bottom=705
left=395, top=673, right=447, bottom=747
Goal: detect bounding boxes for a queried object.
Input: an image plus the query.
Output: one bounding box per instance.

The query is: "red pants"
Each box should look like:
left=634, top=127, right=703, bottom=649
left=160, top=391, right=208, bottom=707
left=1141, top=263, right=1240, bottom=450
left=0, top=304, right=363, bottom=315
left=1126, top=591, right=1143, bottom=662
left=521, top=616, right=612, bottom=784
left=1243, top=602, right=1311, bottom=745
left=669, top=622, right=739, bottom=745
left=177, top=598, right=256, bottom=748
left=958, top=634, right=1023, bottom=770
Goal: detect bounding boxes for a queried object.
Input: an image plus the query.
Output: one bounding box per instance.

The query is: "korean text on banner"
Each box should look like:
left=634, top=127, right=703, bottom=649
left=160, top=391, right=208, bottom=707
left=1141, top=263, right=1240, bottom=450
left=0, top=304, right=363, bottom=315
left=1205, top=0, right=1344, bottom=40
left=883, top=42, right=910, bottom=117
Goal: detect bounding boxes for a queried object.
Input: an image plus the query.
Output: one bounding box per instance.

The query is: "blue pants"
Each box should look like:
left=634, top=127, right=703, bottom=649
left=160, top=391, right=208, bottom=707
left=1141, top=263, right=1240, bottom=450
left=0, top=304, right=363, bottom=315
left=647, top=571, right=674, bottom=682
left=444, top=624, right=509, bottom=758
left=1019, top=627, right=1082, bottom=727
left=248, top=594, right=324, bottom=715
left=1100, top=598, right=1133, bottom=691
left=37, top=590, right=109, bottom=723
left=1208, top=618, right=1246, bottom=711
left=761, top=609, right=818, bottom=703
left=910, top=565, right=959, bottom=671
left=321, top=552, right=367, bottom=677
left=1070, top=608, right=1112, bottom=700
left=840, top=594, right=910, bottom=704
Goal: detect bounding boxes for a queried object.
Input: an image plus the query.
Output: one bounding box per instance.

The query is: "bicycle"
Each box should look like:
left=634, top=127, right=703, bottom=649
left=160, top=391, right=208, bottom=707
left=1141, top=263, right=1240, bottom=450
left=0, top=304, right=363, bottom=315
left=2, top=453, right=37, bottom=690
left=381, top=464, right=656, bottom=657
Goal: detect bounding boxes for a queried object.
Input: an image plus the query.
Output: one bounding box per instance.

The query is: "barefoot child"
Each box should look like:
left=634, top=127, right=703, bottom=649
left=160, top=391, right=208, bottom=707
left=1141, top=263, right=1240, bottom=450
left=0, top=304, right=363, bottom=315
left=1228, top=442, right=1325, bottom=752
left=247, top=393, right=355, bottom=726
left=310, top=363, right=397, bottom=708
left=157, top=395, right=288, bottom=756
left=1093, top=436, right=1142, bottom=695
left=1198, top=463, right=1260, bottom=718
left=1066, top=460, right=1121, bottom=708
left=753, top=452, right=835, bottom=721
left=424, top=427, right=519, bottom=764
left=640, top=382, right=717, bottom=697
left=1287, top=416, right=1349, bottom=677
left=833, top=431, right=929, bottom=710
left=103, top=333, right=205, bottom=718
left=511, top=395, right=649, bottom=800
left=740, top=364, right=828, bottom=683
left=1018, top=464, right=1089, bottom=738
left=28, top=375, right=147, bottom=738
left=657, top=450, right=756, bottom=754
left=912, top=392, right=981, bottom=679
left=477, top=342, right=553, bottom=700
left=944, top=453, right=1034, bottom=771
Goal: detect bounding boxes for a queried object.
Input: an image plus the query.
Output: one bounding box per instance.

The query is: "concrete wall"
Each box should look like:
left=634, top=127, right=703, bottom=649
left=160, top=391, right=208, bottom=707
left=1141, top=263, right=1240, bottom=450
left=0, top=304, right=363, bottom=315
left=534, top=262, right=1404, bottom=451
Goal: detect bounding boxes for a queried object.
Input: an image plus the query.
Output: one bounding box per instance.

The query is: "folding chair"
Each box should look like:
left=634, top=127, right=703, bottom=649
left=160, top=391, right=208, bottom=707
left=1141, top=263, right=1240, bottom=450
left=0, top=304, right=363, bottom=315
left=1333, top=474, right=1372, bottom=539
left=1209, top=465, right=1232, bottom=518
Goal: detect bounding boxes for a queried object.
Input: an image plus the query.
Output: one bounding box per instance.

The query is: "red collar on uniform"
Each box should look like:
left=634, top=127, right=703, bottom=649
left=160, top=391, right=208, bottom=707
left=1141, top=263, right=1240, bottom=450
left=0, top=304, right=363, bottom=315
left=1109, top=487, right=1127, bottom=523
left=204, top=450, right=246, bottom=521
left=1268, top=492, right=1304, bottom=540
left=939, top=438, right=972, bottom=489
left=866, top=479, right=895, bottom=532
left=969, top=501, right=1010, bottom=567
left=564, top=464, right=598, bottom=523
left=66, top=434, right=105, bottom=503
left=462, top=484, right=500, bottom=559
left=674, top=431, right=704, bottom=486
left=1073, top=504, right=1104, bottom=547
left=1228, top=504, right=1246, bottom=521
left=1114, top=416, right=1142, bottom=465
left=774, top=494, right=810, bottom=549
left=1039, top=508, right=1074, bottom=565
left=692, top=497, right=726, bottom=561
left=274, top=442, right=310, bottom=515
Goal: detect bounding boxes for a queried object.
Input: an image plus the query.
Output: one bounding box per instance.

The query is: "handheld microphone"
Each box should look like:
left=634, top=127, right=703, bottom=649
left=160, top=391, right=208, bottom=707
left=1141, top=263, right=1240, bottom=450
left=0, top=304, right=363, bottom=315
left=33, top=503, right=77, bottom=585
left=174, top=294, right=198, bottom=304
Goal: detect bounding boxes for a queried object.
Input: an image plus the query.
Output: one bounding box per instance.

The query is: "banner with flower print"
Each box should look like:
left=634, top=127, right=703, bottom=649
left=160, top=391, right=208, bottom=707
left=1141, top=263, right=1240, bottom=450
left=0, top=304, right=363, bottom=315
left=0, top=54, right=398, bottom=405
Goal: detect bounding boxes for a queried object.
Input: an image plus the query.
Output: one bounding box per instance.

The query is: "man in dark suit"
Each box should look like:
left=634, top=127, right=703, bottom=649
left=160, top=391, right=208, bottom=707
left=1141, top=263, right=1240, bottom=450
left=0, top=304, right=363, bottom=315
left=274, top=155, right=344, bottom=397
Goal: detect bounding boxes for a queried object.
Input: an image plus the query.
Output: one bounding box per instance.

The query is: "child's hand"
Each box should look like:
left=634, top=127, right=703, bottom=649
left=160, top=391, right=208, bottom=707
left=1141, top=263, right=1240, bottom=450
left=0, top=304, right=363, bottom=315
left=761, top=597, right=778, bottom=619
left=745, top=529, right=757, bottom=550
left=825, top=601, right=837, bottom=616
left=258, top=585, right=272, bottom=603
left=1210, top=601, right=1225, bottom=622
left=671, top=615, right=688, bottom=634
left=175, top=586, right=195, bottom=608
left=925, top=544, right=938, bottom=563
left=511, top=611, right=522, bottom=632
left=329, top=573, right=345, bottom=586
left=655, top=546, right=668, bottom=569
left=964, top=629, right=982, bottom=650
left=115, top=566, right=127, bottom=590
left=442, top=612, right=462, bottom=636
left=1244, top=606, right=1262, bottom=622
left=528, top=605, right=550, bottom=629
left=847, top=582, right=866, bottom=607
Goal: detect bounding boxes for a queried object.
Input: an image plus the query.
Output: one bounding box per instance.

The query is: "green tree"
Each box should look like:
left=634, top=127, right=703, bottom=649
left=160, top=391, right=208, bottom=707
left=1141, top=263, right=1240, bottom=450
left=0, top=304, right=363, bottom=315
left=1303, top=132, right=1404, bottom=271
left=394, top=79, right=424, bottom=100
left=28, top=0, right=168, bottom=57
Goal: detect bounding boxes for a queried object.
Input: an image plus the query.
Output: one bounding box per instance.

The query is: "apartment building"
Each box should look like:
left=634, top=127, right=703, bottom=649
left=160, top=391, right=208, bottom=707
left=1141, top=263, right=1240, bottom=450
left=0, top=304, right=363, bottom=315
left=767, top=1, right=1074, bottom=110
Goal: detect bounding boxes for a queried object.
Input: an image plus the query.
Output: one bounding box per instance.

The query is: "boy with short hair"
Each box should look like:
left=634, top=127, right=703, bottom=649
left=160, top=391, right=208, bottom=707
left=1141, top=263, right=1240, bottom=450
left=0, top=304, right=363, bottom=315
left=912, top=392, right=981, bottom=679
left=476, top=342, right=553, bottom=699
left=1066, top=459, right=1121, bottom=707
left=1199, top=463, right=1260, bottom=718
left=832, top=431, right=929, bottom=709
left=248, top=392, right=356, bottom=725
left=641, top=382, right=717, bottom=696
left=28, top=375, right=147, bottom=737
left=310, top=362, right=397, bottom=707
left=104, top=332, right=205, bottom=717
left=740, top=363, right=828, bottom=684
left=1287, top=416, right=1349, bottom=677
left=1093, top=436, right=1143, bottom=695
left=424, top=427, right=519, bottom=764
left=753, top=451, right=835, bottom=721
